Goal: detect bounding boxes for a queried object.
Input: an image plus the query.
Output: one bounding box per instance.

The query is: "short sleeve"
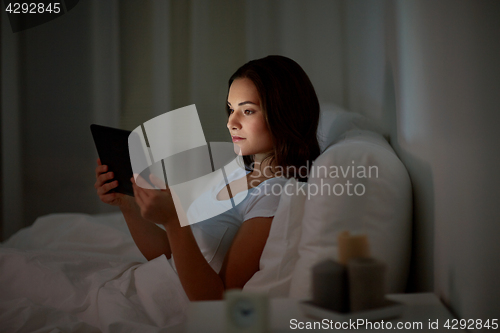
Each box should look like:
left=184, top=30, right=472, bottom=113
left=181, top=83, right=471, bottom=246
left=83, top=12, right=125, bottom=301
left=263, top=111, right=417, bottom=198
left=242, top=178, right=288, bottom=222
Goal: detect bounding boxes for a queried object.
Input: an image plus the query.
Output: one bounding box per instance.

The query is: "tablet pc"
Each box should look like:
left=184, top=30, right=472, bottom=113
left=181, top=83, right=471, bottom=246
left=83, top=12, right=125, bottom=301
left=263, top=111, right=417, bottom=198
left=90, top=124, right=134, bottom=197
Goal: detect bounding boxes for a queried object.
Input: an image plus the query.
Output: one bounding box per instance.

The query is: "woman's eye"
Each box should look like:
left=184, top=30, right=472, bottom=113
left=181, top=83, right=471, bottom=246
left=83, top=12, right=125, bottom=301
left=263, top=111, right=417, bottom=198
left=244, top=110, right=254, bottom=115
left=228, top=108, right=234, bottom=114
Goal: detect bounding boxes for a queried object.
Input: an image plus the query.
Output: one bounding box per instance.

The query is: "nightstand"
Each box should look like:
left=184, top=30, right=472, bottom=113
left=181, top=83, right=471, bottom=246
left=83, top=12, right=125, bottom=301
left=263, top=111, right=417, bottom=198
left=170, top=292, right=464, bottom=332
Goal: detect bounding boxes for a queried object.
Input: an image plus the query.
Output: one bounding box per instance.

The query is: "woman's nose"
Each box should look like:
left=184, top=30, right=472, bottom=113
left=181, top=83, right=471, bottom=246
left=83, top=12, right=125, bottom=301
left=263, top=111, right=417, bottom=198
left=227, top=113, right=241, bottom=130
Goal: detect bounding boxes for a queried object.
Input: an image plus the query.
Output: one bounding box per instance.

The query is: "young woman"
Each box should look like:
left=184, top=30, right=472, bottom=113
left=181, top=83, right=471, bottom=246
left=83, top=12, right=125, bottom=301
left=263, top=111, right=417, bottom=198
left=94, top=55, right=320, bottom=301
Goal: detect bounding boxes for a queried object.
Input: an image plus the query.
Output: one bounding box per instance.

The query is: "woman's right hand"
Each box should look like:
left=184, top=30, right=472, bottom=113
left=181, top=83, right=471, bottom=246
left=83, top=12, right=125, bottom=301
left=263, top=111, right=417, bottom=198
left=94, top=158, right=133, bottom=208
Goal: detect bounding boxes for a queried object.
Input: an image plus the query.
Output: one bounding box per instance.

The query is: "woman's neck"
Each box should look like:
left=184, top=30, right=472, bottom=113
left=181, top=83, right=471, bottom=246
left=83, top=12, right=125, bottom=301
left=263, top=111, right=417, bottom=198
left=250, top=156, right=277, bottom=179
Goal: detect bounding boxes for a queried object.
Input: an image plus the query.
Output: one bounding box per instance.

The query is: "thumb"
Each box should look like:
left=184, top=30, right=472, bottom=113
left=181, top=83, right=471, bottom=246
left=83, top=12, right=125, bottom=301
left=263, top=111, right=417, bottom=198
left=149, top=173, right=167, bottom=190
left=134, top=173, right=155, bottom=190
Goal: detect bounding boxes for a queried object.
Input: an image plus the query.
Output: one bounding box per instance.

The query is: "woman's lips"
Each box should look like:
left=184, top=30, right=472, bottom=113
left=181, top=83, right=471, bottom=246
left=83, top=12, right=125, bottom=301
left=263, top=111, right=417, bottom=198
left=232, top=136, right=245, bottom=142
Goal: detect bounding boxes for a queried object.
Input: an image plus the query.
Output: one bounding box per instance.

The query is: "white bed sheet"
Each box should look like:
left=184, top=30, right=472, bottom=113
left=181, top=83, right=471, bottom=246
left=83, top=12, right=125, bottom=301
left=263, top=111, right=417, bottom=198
left=0, top=213, right=189, bottom=332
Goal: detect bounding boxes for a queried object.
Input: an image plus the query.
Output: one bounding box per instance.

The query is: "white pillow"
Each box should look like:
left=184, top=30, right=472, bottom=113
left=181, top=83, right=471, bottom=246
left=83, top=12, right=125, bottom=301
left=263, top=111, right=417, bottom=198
left=243, top=178, right=308, bottom=297
left=318, top=104, right=386, bottom=152
left=289, top=129, right=412, bottom=300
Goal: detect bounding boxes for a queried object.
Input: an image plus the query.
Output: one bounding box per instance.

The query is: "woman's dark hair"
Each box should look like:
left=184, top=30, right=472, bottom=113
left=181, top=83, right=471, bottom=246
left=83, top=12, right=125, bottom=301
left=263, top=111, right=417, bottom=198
left=226, top=55, right=320, bottom=181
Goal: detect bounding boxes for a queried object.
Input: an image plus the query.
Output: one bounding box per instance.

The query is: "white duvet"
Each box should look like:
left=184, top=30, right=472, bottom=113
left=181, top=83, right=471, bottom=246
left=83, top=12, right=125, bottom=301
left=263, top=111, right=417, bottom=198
left=0, top=213, right=189, bottom=332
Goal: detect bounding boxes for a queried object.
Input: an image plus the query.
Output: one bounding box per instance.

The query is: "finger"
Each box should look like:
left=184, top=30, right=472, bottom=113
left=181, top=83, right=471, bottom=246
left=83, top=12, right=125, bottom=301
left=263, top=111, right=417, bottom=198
left=134, top=173, right=155, bottom=190
left=149, top=173, right=167, bottom=190
left=131, top=177, right=143, bottom=198
left=97, top=180, right=118, bottom=196
left=132, top=178, right=151, bottom=201
left=96, top=173, right=116, bottom=192
left=104, top=180, right=119, bottom=193
left=131, top=177, right=146, bottom=207
left=95, top=165, right=108, bottom=178
left=96, top=171, right=114, bottom=187
left=97, top=158, right=102, bottom=166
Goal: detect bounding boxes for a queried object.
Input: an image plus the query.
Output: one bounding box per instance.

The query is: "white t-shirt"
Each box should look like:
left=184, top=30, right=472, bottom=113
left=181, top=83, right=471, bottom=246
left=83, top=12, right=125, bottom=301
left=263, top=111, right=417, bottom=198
left=171, top=168, right=288, bottom=273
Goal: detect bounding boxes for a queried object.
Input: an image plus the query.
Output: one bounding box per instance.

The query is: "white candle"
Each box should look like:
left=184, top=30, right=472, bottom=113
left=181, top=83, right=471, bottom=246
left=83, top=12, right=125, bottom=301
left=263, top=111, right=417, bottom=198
left=338, top=231, right=370, bottom=265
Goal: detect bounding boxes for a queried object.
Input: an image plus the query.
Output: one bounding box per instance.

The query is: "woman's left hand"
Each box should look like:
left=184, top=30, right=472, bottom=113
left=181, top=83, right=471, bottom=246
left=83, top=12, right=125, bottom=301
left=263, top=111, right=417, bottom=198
left=131, top=174, right=179, bottom=226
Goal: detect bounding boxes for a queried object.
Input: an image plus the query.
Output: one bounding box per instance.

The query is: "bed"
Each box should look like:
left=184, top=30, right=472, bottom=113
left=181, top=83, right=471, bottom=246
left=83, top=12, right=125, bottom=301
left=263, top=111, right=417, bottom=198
left=0, top=212, right=189, bottom=332
left=0, top=106, right=412, bottom=332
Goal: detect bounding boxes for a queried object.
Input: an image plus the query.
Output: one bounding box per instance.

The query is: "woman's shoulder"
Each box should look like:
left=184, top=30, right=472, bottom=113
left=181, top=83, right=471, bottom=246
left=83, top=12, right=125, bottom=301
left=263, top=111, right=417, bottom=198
left=238, top=176, right=289, bottom=221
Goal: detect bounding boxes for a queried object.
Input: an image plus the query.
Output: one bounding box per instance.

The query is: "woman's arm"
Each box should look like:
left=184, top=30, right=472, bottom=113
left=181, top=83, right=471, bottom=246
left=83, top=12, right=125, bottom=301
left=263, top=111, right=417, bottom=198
left=95, top=159, right=171, bottom=261
left=132, top=177, right=273, bottom=301
left=165, top=216, right=272, bottom=300
left=120, top=201, right=172, bottom=261
left=164, top=221, right=225, bottom=300
left=219, top=217, right=273, bottom=289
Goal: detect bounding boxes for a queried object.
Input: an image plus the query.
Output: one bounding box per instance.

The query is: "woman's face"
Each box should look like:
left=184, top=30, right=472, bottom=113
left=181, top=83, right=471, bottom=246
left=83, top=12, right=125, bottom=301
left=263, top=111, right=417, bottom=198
left=227, top=78, right=274, bottom=161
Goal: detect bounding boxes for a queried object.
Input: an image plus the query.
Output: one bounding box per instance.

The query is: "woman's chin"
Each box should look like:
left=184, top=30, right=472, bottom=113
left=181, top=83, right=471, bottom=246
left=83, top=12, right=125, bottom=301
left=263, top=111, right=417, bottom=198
left=232, top=143, right=243, bottom=156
